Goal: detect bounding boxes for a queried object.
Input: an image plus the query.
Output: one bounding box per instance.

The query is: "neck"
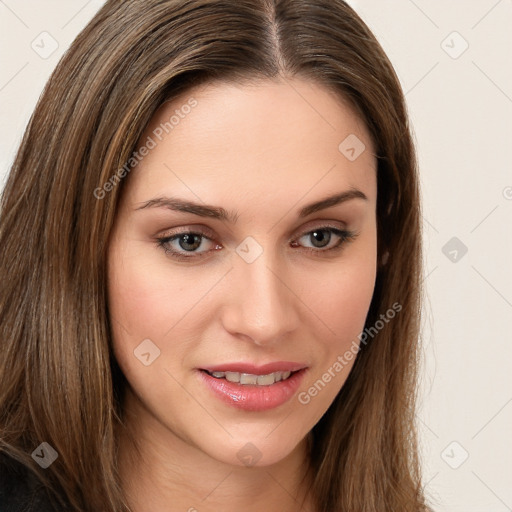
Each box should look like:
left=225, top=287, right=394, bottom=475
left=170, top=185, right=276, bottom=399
left=117, top=387, right=316, bottom=512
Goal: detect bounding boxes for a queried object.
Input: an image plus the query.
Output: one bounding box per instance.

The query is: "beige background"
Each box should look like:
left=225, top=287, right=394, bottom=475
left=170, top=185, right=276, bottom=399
left=1, top=1, right=511, bottom=510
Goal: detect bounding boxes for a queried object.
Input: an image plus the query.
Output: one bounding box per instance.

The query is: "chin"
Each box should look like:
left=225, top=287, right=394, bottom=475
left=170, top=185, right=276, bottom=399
left=199, top=431, right=308, bottom=469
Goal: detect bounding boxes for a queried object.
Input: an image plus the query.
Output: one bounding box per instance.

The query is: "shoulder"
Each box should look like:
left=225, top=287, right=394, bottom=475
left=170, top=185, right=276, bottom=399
left=0, top=451, right=60, bottom=512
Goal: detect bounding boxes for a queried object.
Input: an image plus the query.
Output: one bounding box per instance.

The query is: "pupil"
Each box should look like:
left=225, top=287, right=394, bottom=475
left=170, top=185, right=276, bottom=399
left=180, top=234, right=201, bottom=251
left=311, top=230, right=330, bottom=248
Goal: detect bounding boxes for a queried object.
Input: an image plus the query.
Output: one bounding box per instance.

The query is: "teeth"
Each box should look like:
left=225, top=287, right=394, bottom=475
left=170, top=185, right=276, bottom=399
left=207, top=370, right=294, bottom=386
left=240, top=373, right=258, bottom=385
left=225, top=371, right=239, bottom=383
left=256, top=374, right=274, bottom=385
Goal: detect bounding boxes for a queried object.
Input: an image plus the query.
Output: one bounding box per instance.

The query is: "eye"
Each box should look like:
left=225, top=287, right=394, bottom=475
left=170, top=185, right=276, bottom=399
left=156, top=229, right=219, bottom=260
left=155, top=225, right=358, bottom=261
left=291, top=227, right=358, bottom=255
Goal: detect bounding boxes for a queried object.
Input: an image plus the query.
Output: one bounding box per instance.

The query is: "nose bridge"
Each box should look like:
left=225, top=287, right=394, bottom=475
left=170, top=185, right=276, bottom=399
left=222, top=240, right=299, bottom=345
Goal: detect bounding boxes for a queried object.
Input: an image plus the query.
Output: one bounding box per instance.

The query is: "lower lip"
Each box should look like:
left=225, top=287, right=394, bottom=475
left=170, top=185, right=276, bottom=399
left=198, top=369, right=307, bottom=411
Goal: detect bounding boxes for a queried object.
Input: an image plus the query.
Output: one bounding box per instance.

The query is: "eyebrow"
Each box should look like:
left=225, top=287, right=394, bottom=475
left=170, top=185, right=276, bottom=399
left=134, top=188, right=367, bottom=223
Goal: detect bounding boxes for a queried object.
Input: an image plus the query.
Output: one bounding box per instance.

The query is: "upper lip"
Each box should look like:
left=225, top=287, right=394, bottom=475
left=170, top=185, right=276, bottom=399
left=200, top=362, right=308, bottom=374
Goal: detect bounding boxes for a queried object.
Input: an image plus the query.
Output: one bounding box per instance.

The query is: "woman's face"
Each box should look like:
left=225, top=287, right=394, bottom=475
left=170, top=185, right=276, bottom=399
left=107, top=78, right=377, bottom=467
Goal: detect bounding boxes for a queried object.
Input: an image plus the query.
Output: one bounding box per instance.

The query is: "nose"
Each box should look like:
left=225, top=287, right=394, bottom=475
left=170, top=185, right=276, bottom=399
left=220, top=247, right=300, bottom=347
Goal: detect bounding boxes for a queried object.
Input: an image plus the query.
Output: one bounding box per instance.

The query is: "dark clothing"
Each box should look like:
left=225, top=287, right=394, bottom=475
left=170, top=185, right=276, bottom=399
left=0, top=452, right=59, bottom=512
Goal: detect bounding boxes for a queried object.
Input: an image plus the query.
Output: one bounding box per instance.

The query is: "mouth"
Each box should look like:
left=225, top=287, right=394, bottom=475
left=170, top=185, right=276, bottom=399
left=197, top=363, right=308, bottom=411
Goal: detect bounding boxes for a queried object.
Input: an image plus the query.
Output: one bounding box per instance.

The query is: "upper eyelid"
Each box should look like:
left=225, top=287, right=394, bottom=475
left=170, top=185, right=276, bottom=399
left=296, top=222, right=346, bottom=236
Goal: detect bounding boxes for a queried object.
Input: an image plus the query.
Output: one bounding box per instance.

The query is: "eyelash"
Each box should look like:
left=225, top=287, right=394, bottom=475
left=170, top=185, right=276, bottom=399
left=155, top=225, right=359, bottom=261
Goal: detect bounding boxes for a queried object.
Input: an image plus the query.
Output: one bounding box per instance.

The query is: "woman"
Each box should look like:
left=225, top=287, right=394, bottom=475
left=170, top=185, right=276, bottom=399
left=0, top=1, right=432, bottom=511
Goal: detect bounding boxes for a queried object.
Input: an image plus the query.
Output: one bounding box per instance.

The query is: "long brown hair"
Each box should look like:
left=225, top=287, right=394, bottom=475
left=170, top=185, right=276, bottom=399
left=0, top=1, right=432, bottom=510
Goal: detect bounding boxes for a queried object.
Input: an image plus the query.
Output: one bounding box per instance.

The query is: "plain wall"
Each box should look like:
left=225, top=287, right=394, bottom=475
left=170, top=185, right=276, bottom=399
left=1, top=1, right=511, bottom=510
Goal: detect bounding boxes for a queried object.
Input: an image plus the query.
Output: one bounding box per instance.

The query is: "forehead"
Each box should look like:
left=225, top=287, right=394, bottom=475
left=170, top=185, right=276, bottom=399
left=124, top=78, right=376, bottom=210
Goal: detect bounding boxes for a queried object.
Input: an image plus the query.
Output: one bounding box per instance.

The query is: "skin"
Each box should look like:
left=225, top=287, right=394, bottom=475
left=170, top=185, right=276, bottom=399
left=107, top=77, right=378, bottom=512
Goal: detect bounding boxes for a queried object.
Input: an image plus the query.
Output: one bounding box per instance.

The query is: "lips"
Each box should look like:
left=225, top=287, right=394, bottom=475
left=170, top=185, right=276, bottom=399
left=197, top=361, right=308, bottom=411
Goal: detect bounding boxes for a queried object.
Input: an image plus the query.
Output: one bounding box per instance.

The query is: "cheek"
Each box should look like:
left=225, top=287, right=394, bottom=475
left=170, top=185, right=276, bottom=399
left=106, top=240, right=223, bottom=386
left=106, top=243, right=194, bottom=418
left=303, top=242, right=377, bottom=348
left=107, top=241, right=202, bottom=338
left=295, top=254, right=376, bottom=412
left=106, top=241, right=177, bottom=376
